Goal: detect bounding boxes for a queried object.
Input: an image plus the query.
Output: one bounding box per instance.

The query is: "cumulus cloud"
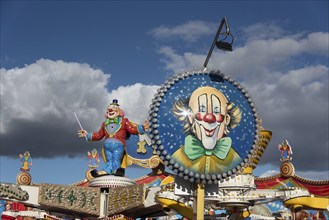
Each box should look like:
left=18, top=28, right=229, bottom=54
left=259, top=169, right=329, bottom=181
left=150, top=20, right=216, bottom=42
left=153, top=23, right=329, bottom=172
left=0, top=59, right=157, bottom=158
left=107, top=83, right=159, bottom=123
left=295, top=170, right=329, bottom=181
left=158, top=46, right=205, bottom=73
left=259, top=170, right=279, bottom=178
left=257, top=168, right=329, bottom=181
left=238, top=65, right=328, bottom=172
left=241, top=22, right=290, bottom=41
left=1, top=59, right=110, bottom=131
left=158, top=32, right=329, bottom=76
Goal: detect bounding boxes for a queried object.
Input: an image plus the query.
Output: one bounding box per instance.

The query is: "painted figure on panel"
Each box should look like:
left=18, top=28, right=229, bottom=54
left=78, top=99, right=148, bottom=177
left=172, top=86, right=242, bottom=174
left=19, top=151, right=32, bottom=172
left=278, top=139, right=293, bottom=161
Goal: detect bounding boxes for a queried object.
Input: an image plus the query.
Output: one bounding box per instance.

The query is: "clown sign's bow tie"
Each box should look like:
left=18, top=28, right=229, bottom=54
left=184, top=135, right=232, bottom=160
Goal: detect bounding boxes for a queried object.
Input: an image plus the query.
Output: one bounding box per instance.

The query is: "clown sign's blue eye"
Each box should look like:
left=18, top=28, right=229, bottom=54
left=198, top=94, right=207, bottom=113
left=199, top=105, right=206, bottom=112
left=213, top=107, right=220, bottom=114
left=211, top=94, right=221, bottom=115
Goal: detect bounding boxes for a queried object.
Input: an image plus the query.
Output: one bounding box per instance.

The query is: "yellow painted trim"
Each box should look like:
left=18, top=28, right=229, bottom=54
left=284, top=196, right=329, bottom=210
left=121, top=154, right=128, bottom=168
left=160, top=176, right=174, bottom=185
left=157, top=198, right=193, bottom=219
left=102, top=147, right=107, bottom=162
left=242, top=167, right=253, bottom=174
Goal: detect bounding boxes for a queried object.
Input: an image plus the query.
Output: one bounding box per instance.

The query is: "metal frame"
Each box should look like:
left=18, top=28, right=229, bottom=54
left=203, top=17, right=232, bottom=69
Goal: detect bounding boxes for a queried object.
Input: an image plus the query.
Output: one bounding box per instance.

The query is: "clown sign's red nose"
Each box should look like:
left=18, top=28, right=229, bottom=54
left=203, top=113, right=216, bottom=123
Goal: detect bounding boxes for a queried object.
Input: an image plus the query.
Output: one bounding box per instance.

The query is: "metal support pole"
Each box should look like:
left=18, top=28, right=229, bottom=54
left=203, top=17, right=230, bottom=69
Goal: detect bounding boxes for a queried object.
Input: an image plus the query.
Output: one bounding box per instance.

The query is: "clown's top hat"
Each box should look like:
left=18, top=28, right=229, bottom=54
left=110, top=99, right=119, bottom=106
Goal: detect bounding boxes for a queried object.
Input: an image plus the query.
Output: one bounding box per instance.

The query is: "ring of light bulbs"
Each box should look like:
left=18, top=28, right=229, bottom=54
left=148, top=69, right=261, bottom=184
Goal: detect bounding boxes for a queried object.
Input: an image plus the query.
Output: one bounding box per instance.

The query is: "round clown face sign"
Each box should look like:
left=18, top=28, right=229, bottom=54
left=148, top=70, right=260, bottom=183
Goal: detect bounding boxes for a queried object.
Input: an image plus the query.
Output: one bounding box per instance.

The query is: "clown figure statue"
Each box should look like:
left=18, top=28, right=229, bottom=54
left=172, top=86, right=242, bottom=175
left=78, top=99, right=148, bottom=177
left=19, top=151, right=32, bottom=172
left=278, top=139, right=293, bottom=161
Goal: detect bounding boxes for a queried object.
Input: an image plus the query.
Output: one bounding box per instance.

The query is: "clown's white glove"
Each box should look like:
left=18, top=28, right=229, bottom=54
left=139, top=133, right=151, bottom=146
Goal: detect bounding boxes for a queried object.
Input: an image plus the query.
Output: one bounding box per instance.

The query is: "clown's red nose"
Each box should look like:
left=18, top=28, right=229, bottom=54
left=203, top=113, right=216, bottom=123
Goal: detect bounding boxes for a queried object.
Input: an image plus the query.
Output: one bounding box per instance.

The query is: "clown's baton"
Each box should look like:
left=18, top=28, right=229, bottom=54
left=74, top=112, right=88, bottom=141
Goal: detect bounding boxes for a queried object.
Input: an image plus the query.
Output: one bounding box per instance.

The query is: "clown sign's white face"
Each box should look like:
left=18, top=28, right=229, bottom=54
left=188, top=87, right=231, bottom=150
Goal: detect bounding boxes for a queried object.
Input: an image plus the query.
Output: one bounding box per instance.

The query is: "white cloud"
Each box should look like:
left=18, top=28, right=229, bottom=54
left=295, top=170, right=329, bottom=181
left=242, top=22, right=288, bottom=41
left=241, top=23, right=329, bottom=57
left=159, top=46, right=205, bottom=73
left=259, top=170, right=279, bottom=178
left=150, top=20, right=216, bottom=42
left=301, top=32, right=329, bottom=55
left=0, top=59, right=158, bottom=158
left=279, top=65, right=328, bottom=89
left=0, top=59, right=110, bottom=133
left=258, top=169, right=329, bottom=181
left=108, top=83, right=159, bottom=124
left=157, top=32, right=329, bottom=77
left=259, top=169, right=329, bottom=181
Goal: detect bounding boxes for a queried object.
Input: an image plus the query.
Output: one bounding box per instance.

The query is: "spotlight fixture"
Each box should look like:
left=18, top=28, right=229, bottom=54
left=203, top=17, right=234, bottom=69
left=215, top=33, right=234, bottom=52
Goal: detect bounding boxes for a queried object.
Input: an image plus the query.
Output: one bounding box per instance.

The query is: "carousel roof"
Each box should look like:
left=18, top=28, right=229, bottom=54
left=255, top=173, right=329, bottom=197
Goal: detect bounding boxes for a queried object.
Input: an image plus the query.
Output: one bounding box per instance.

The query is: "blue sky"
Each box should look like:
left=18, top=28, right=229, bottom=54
left=1, top=1, right=328, bottom=185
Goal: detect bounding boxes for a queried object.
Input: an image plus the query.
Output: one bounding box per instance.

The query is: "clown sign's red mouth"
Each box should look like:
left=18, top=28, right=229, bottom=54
left=203, top=127, right=217, bottom=137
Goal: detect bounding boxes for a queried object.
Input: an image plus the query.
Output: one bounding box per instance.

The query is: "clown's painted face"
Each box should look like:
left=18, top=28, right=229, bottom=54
left=91, top=149, right=98, bottom=156
left=106, top=104, right=121, bottom=119
left=188, top=87, right=230, bottom=150
left=24, top=151, right=30, bottom=158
